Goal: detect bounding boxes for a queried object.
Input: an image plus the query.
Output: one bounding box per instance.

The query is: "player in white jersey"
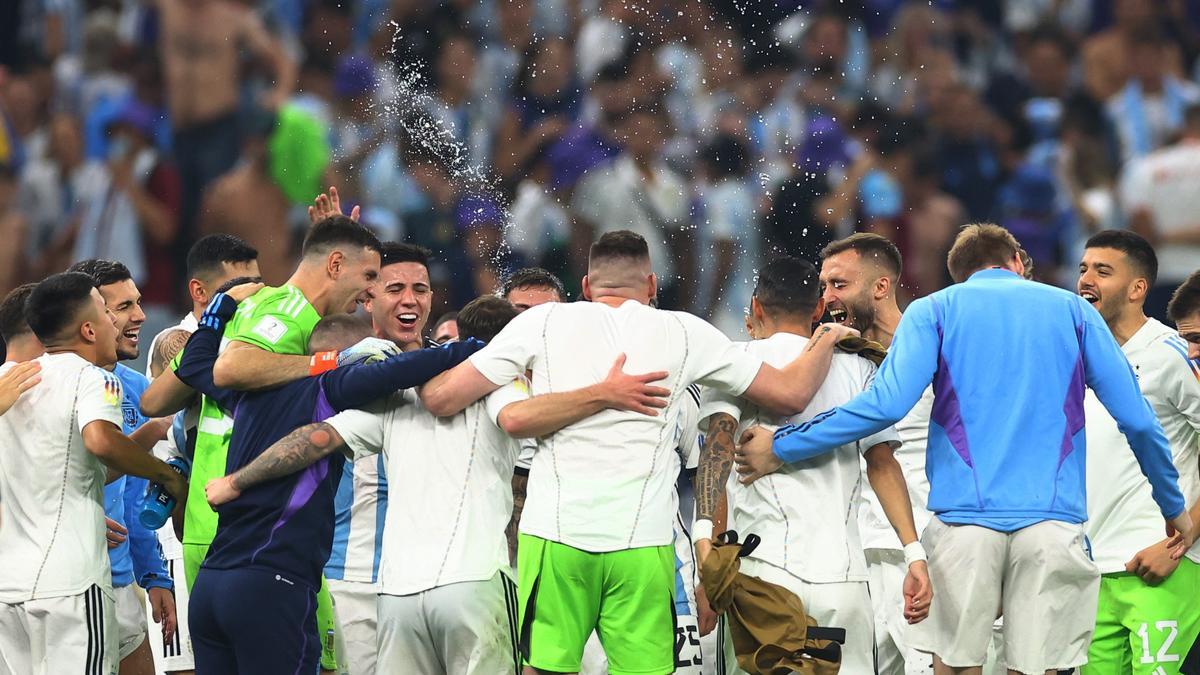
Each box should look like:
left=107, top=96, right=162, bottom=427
left=0, top=272, right=186, bottom=675
left=206, top=293, right=674, bottom=674
left=819, top=233, right=936, bottom=674
left=417, top=231, right=852, bottom=673
left=1077, top=232, right=1200, bottom=674
left=694, top=256, right=930, bottom=674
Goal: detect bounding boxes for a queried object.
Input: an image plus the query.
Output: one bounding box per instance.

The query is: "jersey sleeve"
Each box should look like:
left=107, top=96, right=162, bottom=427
left=469, top=305, right=548, bottom=386
left=484, top=377, right=532, bottom=426
left=1080, top=300, right=1185, bottom=519
left=77, top=367, right=124, bottom=431
left=696, top=343, right=751, bottom=431
left=680, top=313, right=763, bottom=396
left=326, top=403, right=389, bottom=461
left=226, top=305, right=307, bottom=354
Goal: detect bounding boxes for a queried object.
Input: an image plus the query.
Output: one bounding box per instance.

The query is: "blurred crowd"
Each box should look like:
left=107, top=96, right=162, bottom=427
left=3, top=0, right=1200, bottom=343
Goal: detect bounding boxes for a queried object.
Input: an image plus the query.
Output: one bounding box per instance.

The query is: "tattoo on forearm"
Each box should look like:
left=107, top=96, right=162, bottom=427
left=805, top=326, right=832, bottom=352
left=230, top=422, right=344, bottom=492
left=506, top=473, right=528, bottom=565
left=696, top=414, right=738, bottom=521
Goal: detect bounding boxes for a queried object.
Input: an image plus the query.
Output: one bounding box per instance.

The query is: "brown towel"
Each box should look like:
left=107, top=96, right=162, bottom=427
left=700, top=533, right=844, bottom=674
left=835, top=336, right=888, bottom=367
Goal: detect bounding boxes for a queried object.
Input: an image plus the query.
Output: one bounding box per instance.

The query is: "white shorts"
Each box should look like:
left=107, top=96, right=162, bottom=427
left=867, top=548, right=934, bottom=675
left=910, top=518, right=1100, bottom=674
left=377, top=572, right=519, bottom=675
left=723, top=558, right=874, bottom=675
left=329, top=578, right=379, bottom=675
left=147, top=554, right=193, bottom=672
left=0, top=585, right=117, bottom=675
left=114, top=583, right=147, bottom=659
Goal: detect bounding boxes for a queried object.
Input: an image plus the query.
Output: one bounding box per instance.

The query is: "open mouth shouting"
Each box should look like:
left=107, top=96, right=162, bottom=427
left=396, top=313, right=419, bottom=331
left=1079, top=288, right=1099, bottom=305
left=828, top=306, right=849, bottom=324
left=122, top=326, right=141, bottom=345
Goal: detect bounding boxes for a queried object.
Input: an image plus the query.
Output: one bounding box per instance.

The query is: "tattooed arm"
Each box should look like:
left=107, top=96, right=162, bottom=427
left=693, top=412, right=739, bottom=568
left=205, top=422, right=347, bottom=506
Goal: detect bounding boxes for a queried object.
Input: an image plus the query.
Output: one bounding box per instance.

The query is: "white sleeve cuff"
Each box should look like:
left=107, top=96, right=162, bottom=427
left=903, top=541, right=927, bottom=567
left=691, top=519, right=714, bottom=545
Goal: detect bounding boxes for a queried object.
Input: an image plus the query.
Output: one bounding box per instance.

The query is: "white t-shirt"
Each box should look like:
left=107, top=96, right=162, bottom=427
left=469, top=300, right=763, bottom=552
left=1085, top=318, right=1200, bottom=574
left=0, top=353, right=124, bottom=602
left=326, top=380, right=528, bottom=596
left=698, top=333, right=899, bottom=584
left=858, top=386, right=935, bottom=551
left=1119, top=141, right=1200, bottom=282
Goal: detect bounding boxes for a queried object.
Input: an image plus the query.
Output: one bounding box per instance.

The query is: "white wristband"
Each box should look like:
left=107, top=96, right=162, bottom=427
left=903, top=541, right=927, bottom=567
left=691, top=519, right=714, bottom=545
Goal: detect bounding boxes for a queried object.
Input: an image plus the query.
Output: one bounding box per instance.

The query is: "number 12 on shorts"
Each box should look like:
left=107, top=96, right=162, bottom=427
left=1138, top=620, right=1180, bottom=665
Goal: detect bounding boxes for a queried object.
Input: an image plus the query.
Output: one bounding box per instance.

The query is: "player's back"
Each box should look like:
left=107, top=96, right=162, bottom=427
left=709, top=333, right=893, bottom=583
left=472, top=300, right=761, bottom=552
left=0, top=353, right=118, bottom=602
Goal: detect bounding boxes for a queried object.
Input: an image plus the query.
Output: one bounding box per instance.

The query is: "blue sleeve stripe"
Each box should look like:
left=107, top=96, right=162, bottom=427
left=1163, top=338, right=1200, bottom=378
left=773, top=409, right=837, bottom=441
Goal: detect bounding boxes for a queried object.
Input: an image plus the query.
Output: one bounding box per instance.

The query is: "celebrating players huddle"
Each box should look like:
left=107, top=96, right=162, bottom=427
left=1, top=189, right=1199, bottom=675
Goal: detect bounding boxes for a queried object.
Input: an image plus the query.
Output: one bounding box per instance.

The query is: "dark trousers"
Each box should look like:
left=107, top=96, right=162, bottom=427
left=171, top=112, right=242, bottom=275
left=190, top=566, right=319, bottom=675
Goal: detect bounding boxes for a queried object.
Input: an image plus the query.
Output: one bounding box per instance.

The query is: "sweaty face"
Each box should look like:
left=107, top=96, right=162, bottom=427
left=335, top=248, right=381, bottom=314
left=1077, top=248, right=1136, bottom=325
left=819, top=251, right=876, bottom=333
left=1175, top=313, right=1200, bottom=360
left=89, top=289, right=120, bottom=367
left=98, top=279, right=146, bottom=361
left=505, top=286, right=561, bottom=313
left=367, top=262, right=432, bottom=348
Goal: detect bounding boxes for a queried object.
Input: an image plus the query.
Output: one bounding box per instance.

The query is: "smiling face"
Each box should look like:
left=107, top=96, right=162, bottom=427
left=1077, top=247, right=1141, bottom=325
left=87, top=288, right=120, bottom=367
left=819, top=250, right=876, bottom=333
left=366, top=262, right=432, bottom=348
left=97, top=278, right=145, bottom=361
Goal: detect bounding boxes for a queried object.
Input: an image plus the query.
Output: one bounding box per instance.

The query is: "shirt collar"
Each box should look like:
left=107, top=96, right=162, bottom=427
left=966, top=267, right=1022, bottom=282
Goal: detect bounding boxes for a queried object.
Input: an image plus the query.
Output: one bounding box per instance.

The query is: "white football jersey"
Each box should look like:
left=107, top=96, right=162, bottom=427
left=699, top=333, right=899, bottom=583
left=0, top=353, right=124, bottom=602
left=327, top=380, right=528, bottom=596
left=469, top=300, right=762, bottom=552
left=1086, top=318, right=1200, bottom=573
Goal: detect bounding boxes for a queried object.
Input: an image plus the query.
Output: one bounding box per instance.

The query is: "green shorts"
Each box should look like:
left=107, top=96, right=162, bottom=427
left=517, top=534, right=676, bottom=675
left=184, top=543, right=339, bottom=670
left=1083, top=557, right=1200, bottom=675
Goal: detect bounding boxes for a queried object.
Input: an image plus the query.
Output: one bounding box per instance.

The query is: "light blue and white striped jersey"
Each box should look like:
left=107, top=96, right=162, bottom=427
left=325, top=454, right=388, bottom=583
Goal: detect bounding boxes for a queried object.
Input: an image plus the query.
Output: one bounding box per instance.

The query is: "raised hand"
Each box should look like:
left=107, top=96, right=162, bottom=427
left=307, top=186, right=360, bottom=224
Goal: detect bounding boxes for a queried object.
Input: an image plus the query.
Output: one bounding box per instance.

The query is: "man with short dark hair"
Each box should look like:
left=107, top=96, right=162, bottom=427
left=0, top=284, right=40, bottom=362
left=0, top=272, right=185, bottom=675
left=68, top=258, right=177, bottom=675
left=696, top=255, right=928, bottom=673
left=818, top=233, right=936, bottom=675
left=736, top=223, right=1193, bottom=675
left=1169, top=270, right=1200, bottom=361
left=502, top=267, right=566, bottom=311
left=416, top=229, right=851, bottom=674
left=431, top=312, right=459, bottom=344
left=1077, top=231, right=1200, bottom=674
